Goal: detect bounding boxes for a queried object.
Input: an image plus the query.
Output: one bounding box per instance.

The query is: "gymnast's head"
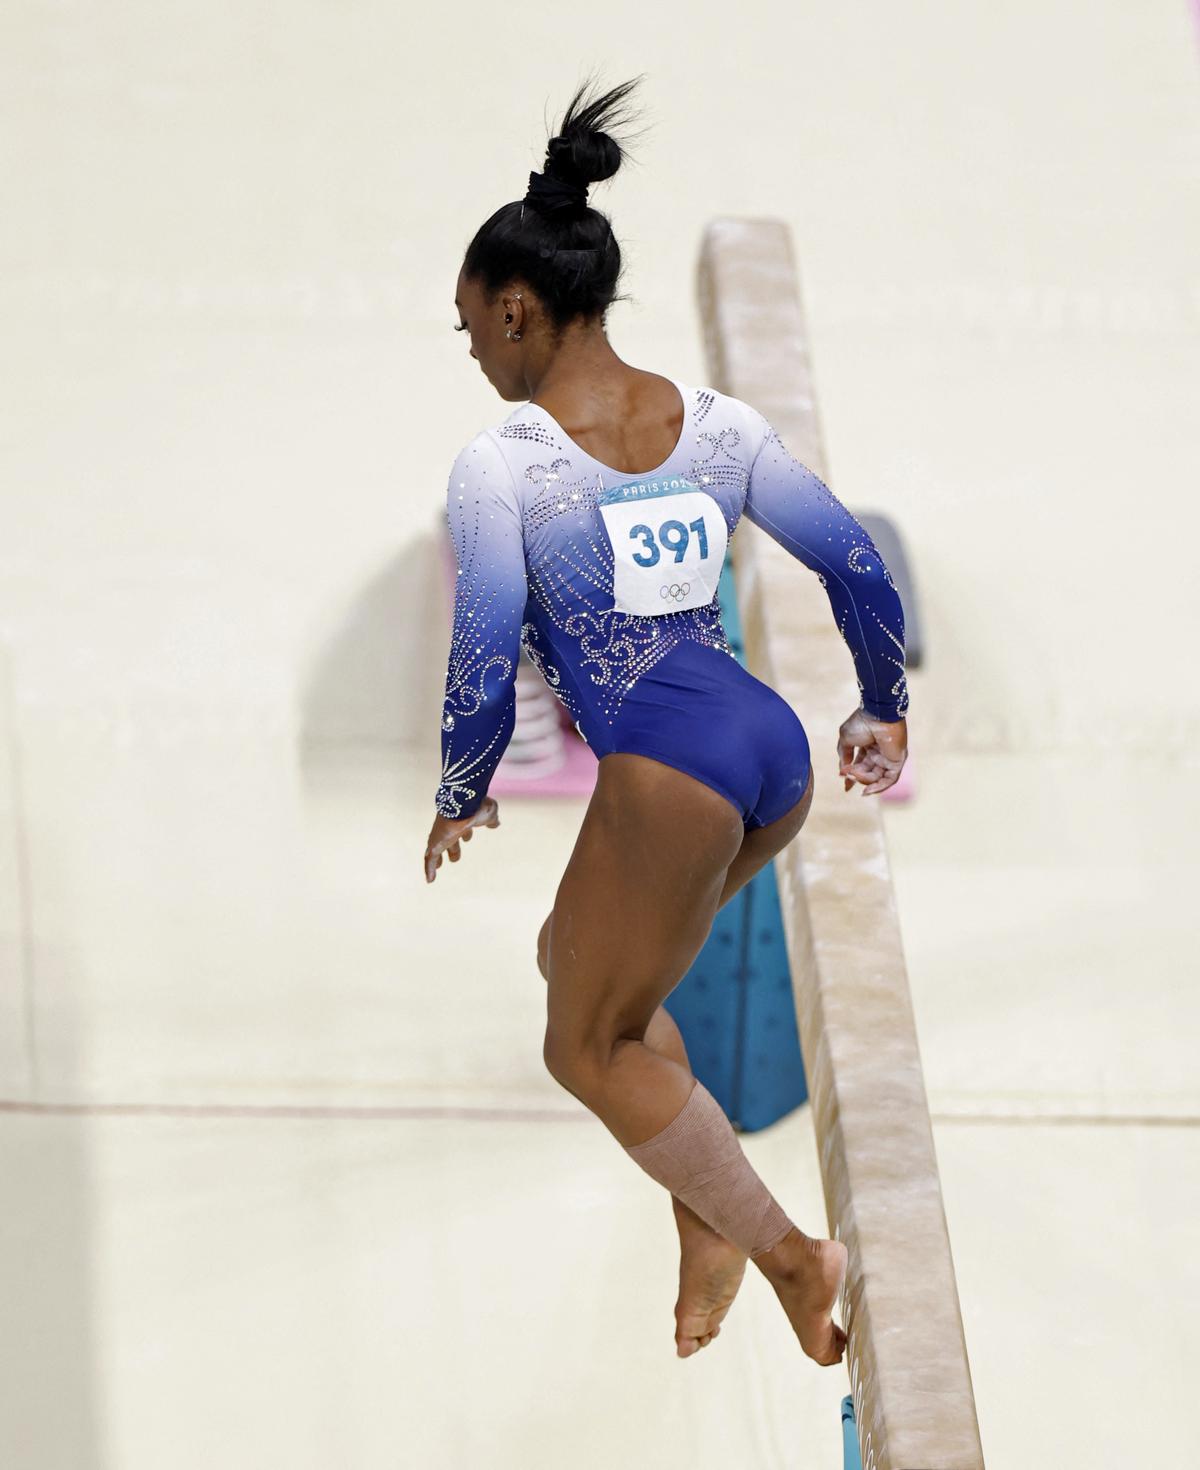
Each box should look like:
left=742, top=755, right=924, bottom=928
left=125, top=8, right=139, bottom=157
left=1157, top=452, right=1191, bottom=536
left=453, top=72, right=646, bottom=401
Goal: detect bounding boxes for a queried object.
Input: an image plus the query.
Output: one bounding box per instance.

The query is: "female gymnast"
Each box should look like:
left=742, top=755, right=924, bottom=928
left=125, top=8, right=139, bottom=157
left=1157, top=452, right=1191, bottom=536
left=423, top=75, right=909, bottom=1364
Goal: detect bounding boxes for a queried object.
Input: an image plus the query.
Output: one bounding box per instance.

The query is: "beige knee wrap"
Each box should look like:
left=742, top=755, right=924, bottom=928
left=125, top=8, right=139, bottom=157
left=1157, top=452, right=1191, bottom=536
left=624, top=1079, right=795, bottom=1259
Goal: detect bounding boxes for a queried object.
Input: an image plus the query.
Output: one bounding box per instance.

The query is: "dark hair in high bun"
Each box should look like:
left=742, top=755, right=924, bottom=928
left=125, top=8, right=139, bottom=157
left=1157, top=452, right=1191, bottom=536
left=462, top=72, right=647, bottom=336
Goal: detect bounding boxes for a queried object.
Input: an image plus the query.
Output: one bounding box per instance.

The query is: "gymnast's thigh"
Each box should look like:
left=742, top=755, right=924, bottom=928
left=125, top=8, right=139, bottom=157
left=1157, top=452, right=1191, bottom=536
left=544, top=752, right=745, bottom=1050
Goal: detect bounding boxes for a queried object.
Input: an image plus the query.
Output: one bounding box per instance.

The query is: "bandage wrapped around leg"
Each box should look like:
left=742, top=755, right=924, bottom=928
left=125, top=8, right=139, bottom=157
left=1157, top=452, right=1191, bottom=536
left=624, top=1079, right=795, bottom=1258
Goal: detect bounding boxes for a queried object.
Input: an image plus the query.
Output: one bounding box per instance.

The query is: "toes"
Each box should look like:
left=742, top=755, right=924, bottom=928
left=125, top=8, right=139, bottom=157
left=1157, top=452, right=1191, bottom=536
left=676, top=1325, right=723, bottom=1357
left=804, top=1320, right=847, bottom=1367
left=822, top=1325, right=847, bottom=1365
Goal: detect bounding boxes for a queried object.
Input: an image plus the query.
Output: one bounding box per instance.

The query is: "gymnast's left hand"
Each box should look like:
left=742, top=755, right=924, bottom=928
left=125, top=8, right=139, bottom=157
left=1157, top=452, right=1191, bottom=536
left=838, top=708, right=907, bottom=796
left=424, top=797, right=501, bottom=884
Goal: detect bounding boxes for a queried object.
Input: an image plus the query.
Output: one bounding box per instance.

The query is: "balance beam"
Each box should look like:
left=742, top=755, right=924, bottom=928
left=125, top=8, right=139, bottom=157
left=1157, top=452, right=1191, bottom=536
left=697, top=217, right=985, bottom=1470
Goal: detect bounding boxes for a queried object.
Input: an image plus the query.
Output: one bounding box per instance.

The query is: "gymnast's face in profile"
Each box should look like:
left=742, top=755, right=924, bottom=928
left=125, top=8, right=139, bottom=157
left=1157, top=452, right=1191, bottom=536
left=453, top=267, right=532, bottom=403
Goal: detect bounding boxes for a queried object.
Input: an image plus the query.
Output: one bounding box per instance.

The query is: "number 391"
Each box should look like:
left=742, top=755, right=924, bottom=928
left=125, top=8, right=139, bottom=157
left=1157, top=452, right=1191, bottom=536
left=628, top=515, right=709, bottom=567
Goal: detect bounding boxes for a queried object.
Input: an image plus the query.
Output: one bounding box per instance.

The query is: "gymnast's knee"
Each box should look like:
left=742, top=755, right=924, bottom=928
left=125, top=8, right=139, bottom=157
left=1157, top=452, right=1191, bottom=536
left=536, top=913, right=552, bottom=981
left=542, top=1026, right=613, bottom=1100
left=542, top=1027, right=580, bottom=1088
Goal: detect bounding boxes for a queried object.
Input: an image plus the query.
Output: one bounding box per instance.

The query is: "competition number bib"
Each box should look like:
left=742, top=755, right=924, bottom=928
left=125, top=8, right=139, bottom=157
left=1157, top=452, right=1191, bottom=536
left=598, top=476, right=728, bottom=617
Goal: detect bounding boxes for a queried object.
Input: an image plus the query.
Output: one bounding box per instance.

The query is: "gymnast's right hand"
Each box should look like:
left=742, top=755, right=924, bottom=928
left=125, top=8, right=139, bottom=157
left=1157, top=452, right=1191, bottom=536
left=837, top=708, right=907, bottom=796
left=424, top=797, right=501, bottom=884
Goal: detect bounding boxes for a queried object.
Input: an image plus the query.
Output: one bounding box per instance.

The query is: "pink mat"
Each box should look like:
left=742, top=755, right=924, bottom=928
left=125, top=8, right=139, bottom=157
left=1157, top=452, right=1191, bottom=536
left=490, top=723, right=598, bottom=799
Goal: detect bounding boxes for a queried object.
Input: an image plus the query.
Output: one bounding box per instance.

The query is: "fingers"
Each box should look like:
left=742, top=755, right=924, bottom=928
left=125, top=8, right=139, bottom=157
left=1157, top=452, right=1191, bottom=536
left=839, top=739, right=861, bottom=792
left=838, top=708, right=907, bottom=796
left=841, top=748, right=904, bottom=797
left=855, top=758, right=899, bottom=795
left=842, top=749, right=879, bottom=782
left=425, top=837, right=458, bottom=883
left=424, top=832, right=453, bottom=884
left=424, top=799, right=501, bottom=884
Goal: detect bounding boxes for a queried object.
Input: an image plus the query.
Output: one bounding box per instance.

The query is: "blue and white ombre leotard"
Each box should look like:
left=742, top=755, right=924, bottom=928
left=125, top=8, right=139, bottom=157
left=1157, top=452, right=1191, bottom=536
left=435, top=379, right=908, bottom=826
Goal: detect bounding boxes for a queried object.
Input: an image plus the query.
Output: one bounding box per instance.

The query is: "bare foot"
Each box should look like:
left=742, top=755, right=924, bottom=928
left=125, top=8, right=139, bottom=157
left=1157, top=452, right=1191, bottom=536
left=671, top=1196, right=748, bottom=1359
left=753, top=1228, right=848, bottom=1366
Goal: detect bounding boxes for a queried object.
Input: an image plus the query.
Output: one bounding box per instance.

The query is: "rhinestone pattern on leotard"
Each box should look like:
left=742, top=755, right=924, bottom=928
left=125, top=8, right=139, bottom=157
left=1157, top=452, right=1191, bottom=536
left=743, top=418, right=909, bottom=720
left=434, top=384, right=909, bottom=819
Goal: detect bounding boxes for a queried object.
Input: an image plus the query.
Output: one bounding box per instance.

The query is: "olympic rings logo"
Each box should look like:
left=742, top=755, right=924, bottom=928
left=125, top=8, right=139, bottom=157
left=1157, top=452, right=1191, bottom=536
left=659, top=581, right=691, bottom=603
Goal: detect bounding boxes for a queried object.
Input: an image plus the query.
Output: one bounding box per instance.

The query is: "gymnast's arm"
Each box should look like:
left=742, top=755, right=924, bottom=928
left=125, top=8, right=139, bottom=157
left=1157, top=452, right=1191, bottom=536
left=433, top=432, right=529, bottom=823
left=740, top=406, right=910, bottom=725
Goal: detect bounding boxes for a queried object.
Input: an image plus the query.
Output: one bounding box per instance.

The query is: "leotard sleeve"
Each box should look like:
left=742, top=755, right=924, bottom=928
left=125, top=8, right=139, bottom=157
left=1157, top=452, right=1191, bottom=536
left=435, top=432, right=528, bottom=820
left=740, top=406, right=910, bottom=722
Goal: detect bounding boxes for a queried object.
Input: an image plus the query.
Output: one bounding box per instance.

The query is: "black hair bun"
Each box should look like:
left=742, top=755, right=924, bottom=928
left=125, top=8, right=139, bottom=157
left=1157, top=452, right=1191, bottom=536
left=541, top=73, right=645, bottom=191
left=544, top=132, right=615, bottom=190
left=461, top=74, right=645, bottom=334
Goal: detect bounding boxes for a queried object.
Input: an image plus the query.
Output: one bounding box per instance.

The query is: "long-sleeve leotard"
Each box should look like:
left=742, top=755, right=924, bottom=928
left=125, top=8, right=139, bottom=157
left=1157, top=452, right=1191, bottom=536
left=436, top=435, right=528, bottom=820
left=435, top=385, right=908, bottom=821
left=740, top=404, right=909, bottom=725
